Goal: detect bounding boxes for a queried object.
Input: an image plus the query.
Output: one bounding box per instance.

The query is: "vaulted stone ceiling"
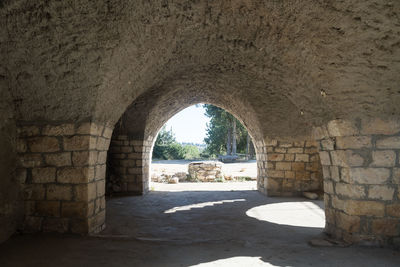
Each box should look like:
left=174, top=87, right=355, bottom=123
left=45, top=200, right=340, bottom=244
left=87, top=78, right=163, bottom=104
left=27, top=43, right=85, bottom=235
left=1, top=0, right=399, bottom=139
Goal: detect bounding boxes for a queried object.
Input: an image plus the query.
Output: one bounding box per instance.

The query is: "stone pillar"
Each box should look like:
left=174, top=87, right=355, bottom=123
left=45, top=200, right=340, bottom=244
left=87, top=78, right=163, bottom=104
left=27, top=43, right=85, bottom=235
left=17, top=122, right=112, bottom=234
left=314, top=119, right=400, bottom=246
left=258, top=139, right=322, bottom=197
left=255, top=141, right=268, bottom=195
left=107, top=134, right=152, bottom=195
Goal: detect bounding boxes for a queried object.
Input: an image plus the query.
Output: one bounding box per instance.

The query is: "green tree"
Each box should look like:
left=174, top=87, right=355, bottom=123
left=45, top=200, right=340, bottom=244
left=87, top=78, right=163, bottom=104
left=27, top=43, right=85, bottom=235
left=183, top=145, right=200, bottom=160
left=155, top=125, right=175, bottom=146
left=203, top=105, right=230, bottom=156
left=152, top=126, right=185, bottom=160
left=203, top=104, right=254, bottom=157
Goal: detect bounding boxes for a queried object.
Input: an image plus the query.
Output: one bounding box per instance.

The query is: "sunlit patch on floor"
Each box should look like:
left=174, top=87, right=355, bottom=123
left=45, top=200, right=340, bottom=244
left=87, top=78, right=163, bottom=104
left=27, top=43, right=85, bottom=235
left=164, top=199, right=246, bottom=213
left=191, top=256, right=277, bottom=266
left=246, top=201, right=325, bottom=228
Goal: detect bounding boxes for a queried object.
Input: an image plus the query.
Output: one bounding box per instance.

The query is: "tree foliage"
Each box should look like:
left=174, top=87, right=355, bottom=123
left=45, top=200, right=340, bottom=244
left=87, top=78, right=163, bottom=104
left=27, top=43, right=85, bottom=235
left=183, top=145, right=201, bottom=159
left=203, top=104, right=254, bottom=157
left=152, top=126, right=201, bottom=160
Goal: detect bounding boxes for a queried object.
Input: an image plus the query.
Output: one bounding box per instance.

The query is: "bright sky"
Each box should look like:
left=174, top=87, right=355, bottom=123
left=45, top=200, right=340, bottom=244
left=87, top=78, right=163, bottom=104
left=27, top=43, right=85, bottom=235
left=164, top=105, right=210, bottom=144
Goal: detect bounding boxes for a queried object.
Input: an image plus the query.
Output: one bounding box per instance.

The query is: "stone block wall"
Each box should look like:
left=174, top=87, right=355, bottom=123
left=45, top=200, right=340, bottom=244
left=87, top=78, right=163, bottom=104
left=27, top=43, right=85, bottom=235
left=188, top=161, right=223, bottom=181
left=314, top=119, right=400, bottom=246
left=17, top=122, right=112, bottom=234
left=107, top=134, right=152, bottom=195
left=259, top=139, right=322, bottom=197
left=255, top=141, right=268, bottom=195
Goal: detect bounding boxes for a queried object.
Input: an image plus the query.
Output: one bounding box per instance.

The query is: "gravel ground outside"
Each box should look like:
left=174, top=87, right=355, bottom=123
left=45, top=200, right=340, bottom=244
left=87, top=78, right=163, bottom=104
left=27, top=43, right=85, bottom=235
left=151, top=160, right=257, bottom=179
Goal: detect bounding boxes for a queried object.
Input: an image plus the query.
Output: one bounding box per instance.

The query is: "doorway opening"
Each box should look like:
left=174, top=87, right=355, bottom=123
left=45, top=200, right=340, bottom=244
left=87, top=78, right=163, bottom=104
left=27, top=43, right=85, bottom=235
left=150, top=104, right=258, bottom=192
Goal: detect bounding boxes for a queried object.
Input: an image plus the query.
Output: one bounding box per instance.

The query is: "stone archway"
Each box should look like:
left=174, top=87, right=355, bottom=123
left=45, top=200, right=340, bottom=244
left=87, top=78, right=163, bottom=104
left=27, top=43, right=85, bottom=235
left=106, top=78, right=324, bottom=199
left=2, top=0, right=399, bottom=248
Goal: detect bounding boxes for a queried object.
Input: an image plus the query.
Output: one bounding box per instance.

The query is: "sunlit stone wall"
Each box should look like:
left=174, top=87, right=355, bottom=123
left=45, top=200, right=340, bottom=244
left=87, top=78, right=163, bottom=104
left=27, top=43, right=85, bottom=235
left=314, top=119, right=400, bottom=247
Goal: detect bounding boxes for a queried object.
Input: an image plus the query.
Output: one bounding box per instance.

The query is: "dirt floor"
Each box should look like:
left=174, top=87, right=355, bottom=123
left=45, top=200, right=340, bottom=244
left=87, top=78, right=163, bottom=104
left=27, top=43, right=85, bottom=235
left=151, top=160, right=257, bottom=179
left=1, top=182, right=399, bottom=267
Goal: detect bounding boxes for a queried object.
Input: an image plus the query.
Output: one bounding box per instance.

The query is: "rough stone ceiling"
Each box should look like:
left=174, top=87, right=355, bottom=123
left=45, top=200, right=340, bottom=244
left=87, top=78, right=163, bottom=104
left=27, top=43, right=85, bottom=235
left=1, top=0, right=399, bottom=138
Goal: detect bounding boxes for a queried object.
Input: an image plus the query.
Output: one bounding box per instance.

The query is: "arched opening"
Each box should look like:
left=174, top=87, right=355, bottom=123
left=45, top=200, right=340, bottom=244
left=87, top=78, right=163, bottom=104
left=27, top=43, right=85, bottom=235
left=149, top=104, right=257, bottom=192
left=1, top=1, right=399, bottom=262
left=106, top=100, right=265, bottom=196
left=105, top=87, right=324, bottom=199
left=102, top=85, right=326, bottom=243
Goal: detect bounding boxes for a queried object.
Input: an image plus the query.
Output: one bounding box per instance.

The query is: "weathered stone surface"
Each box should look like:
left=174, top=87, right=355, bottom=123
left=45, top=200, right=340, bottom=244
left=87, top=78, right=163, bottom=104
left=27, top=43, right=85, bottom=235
left=368, top=185, right=394, bottom=201
left=319, top=151, right=331, bottom=166
left=42, top=124, right=75, bottom=136
left=311, top=127, right=329, bottom=141
left=335, top=183, right=365, bottom=199
left=393, top=168, right=400, bottom=184
left=370, top=150, right=396, bottom=167
left=336, top=211, right=360, bottom=233
left=372, top=219, right=399, bottom=236
left=276, top=162, right=291, bottom=171
left=88, top=183, right=97, bottom=201
left=64, top=136, right=91, bottom=151
left=322, top=166, right=330, bottom=179
left=324, top=181, right=334, bottom=194
left=32, top=168, right=56, bottom=183
left=274, top=147, right=287, bottom=153
left=386, top=204, right=400, bottom=218
left=344, top=200, right=385, bottom=217
left=95, top=165, right=106, bottom=180
left=268, top=154, right=284, bottom=161
left=330, top=166, right=340, bottom=182
left=320, top=139, right=334, bottom=151
left=36, top=201, right=60, bottom=217
left=24, top=185, right=45, bottom=200
left=44, top=153, right=72, bottom=167
left=336, top=136, right=371, bottom=150
left=97, top=151, right=108, bottom=164
left=74, top=185, right=88, bottom=202
left=279, top=142, right=292, bottom=148
left=18, top=126, right=40, bottom=137
left=20, top=154, right=42, bottom=168
left=28, top=137, right=59, bottom=152
left=188, top=161, right=224, bottom=182
left=72, top=151, right=98, bottom=166
left=16, top=139, right=27, bottom=153
left=96, top=180, right=105, bottom=197
left=47, top=185, right=72, bottom=201
left=57, top=168, right=89, bottom=184
left=295, top=154, right=309, bottom=162
left=361, top=118, right=400, bottom=135
left=284, top=154, right=295, bottom=161
left=342, top=168, right=390, bottom=185
left=330, top=151, right=364, bottom=167
left=376, top=137, right=400, bottom=149
left=103, top=127, right=114, bottom=138
left=291, top=162, right=305, bottom=171
left=268, top=170, right=285, bottom=178
left=327, top=120, right=358, bottom=137
left=61, top=202, right=88, bottom=218
left=284, top=171, right=295, bottom=179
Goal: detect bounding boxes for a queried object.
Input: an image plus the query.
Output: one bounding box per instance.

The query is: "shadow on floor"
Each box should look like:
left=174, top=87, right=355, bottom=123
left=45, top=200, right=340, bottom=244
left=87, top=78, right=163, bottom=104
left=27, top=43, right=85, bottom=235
left=0, top=189, right=399, bottom=267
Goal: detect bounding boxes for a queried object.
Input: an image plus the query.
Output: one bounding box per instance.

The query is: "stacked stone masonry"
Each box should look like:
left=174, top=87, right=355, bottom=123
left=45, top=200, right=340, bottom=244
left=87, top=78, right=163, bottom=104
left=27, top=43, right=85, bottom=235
left=250, top=141, right=267, bottom=195
left=17, top=122, right=113, bottom=234
left=107, top=134, right=152, bottom=195
left=188, top=161, right=224, bottom=182
left=314, top=119, right=400, bottom=247
left=258, top=140, right=323, bottom=197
